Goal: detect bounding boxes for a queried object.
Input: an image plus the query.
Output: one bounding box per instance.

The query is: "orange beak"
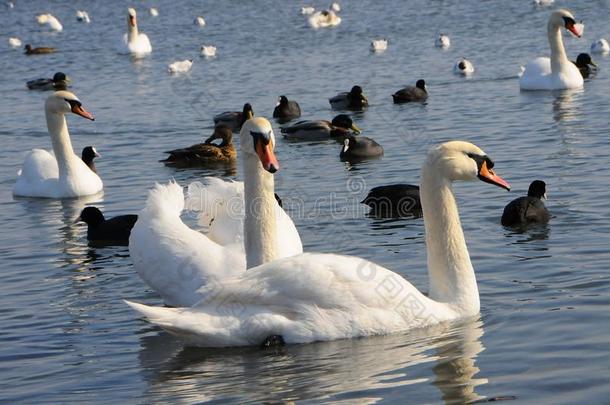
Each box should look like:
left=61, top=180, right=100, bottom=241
left=72, top=104, right=95, bottom=121
left=478, top=161, right=510, bottom=191
left=255, top=140, right=279, bottom=173
left=129, top=16, right=136, bottom=27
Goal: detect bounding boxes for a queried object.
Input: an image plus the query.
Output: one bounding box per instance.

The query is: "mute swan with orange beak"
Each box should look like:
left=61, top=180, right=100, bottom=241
left=126, top=141, right=510, bottom=347
left=119, top=8, right=152, bottom=57
left=520, top=9, right=584, bottom=90
left=13, top=91, right=100, bottom=199
left=129, top=116, right=302, bottom=307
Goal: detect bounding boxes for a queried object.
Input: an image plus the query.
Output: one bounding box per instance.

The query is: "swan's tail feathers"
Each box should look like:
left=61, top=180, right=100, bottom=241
left=124, top=299, right=291, bottom=347
left=124, top=300, right=234, bottom=346
left=142, top=181, right=185, bottom=218
left=124, top=300, right=179, bottom=328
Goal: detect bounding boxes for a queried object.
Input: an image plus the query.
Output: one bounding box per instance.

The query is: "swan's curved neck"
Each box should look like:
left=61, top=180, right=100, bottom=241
left=243, top=153, right=277, bottom=268
left=420, top=161, right=479, bottom=314
left=128, top=19, right=139, bottom=42
left=548, top=21, right=569, bottom=73
left=46, top=110, right=79, bottom=177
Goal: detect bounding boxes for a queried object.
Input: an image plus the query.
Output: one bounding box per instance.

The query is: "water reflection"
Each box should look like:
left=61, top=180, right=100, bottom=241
left=503, top=222, right=550, bottom=244
left=552, top=90, right=582, bottom=123
left=136, top=318, right=488, bottom=403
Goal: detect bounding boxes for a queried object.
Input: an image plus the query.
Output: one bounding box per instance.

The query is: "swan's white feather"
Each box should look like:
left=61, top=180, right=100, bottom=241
left=120, top=33, right=152, bottom=56
left=130, top=179, right=303, bottom=307
left=129, top=182, right=245, bottom=307
left=13, top=151, right=102, bottom=198
left=187, top=178, right=302, bottom=256
left=126, top=253, right=454, bottom=347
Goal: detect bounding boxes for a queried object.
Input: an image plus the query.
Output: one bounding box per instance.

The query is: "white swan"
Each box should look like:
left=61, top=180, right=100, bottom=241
left=36, top=13, right=63, bottom=32
left=194, top=16, right=206, bottom=26
left=591, top=38, right=609, bottom=54
left=149, top=7, right=159, bottom=17
left=13, top=91, right=102, bottom=198
left=129, top=117, right=303, bottom=307
left=119, top=8, right=152, bottom=57
left=126, top=141, right=511, bottom=347
left=519, top=9, right=583, bottom=90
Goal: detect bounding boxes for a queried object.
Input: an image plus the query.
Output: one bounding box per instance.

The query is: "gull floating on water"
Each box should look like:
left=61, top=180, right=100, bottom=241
left=591, top=38, right=609, bottom=54
left=435, top=33, right=450, bottom=48
left=201, top=45, right=216, bottom=58
left=370, top=39, right=388, bottom=53
left=194, top=16, right=206, bottom=26
left=454, top=58, right=475, bottom=75
left=8, top=37, right=21, bottom=48
left=168, top=59, right=193, bottom=74
left=76, top=10, right=91, bottom=23
left=36, top=13, right=63, bottom=32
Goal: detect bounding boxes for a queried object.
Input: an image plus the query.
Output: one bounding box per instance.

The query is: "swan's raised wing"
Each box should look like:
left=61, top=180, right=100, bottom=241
left=129, top=182, right=244, bottom=307
left=187, top=178, right=303, bottom=256
left=18, top=149, right=58, bottom=181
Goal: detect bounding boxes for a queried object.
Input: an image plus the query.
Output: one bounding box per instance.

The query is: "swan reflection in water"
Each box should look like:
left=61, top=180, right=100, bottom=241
left=136, top=318, right=489, bottom=404
left=552, top=89, right=583, bottom=123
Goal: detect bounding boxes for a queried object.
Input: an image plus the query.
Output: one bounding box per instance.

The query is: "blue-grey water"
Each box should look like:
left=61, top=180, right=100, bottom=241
left=1, top=0, right=610, bottom=403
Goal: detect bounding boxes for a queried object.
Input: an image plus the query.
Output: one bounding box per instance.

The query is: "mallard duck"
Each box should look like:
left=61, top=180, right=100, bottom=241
left=273, top=96, right=301, bottom=123
left=501, top=180, right=550, bottom=227
left=24, top=44, right=56, bottom=55
left=340, top=135, right=383, bottom=162
left=572, top=53, right=597, bottom=78
left=392, top=79, right=428, bottom=103
left=329, top=85, right=368, bottom=110
left=160, top=125, right=236, bottom=166
left=77, top=207, right=138, bottom=245
left=281, top=114, right=360, bottom=141
left=26, top=72, right=69, bottom=91
left=361, top=184, right=422, bottom=218
left=81, top=146, right=100, bottom=173
left=213, top=103, right=253, bottom=132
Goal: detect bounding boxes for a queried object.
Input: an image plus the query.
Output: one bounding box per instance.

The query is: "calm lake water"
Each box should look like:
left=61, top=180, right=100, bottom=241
left=1, top=0, right=610, bottom=403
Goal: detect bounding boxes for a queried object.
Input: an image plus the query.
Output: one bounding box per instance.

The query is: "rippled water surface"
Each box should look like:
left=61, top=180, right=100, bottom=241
left=1, top=0, right=610, bottom=403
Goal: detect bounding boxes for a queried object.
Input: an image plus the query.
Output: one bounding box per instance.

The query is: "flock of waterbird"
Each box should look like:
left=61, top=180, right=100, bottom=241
left=8, top=3, right=605, bottom=348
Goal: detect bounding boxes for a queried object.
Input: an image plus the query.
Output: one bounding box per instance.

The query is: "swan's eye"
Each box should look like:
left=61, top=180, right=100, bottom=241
left=467, top=153, right=494, bottom=172
left=562, top=16, right=576, bottom=28
left=250, top=130, right=272, bottom=145
left=64, top=99, right=82, bottom=109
